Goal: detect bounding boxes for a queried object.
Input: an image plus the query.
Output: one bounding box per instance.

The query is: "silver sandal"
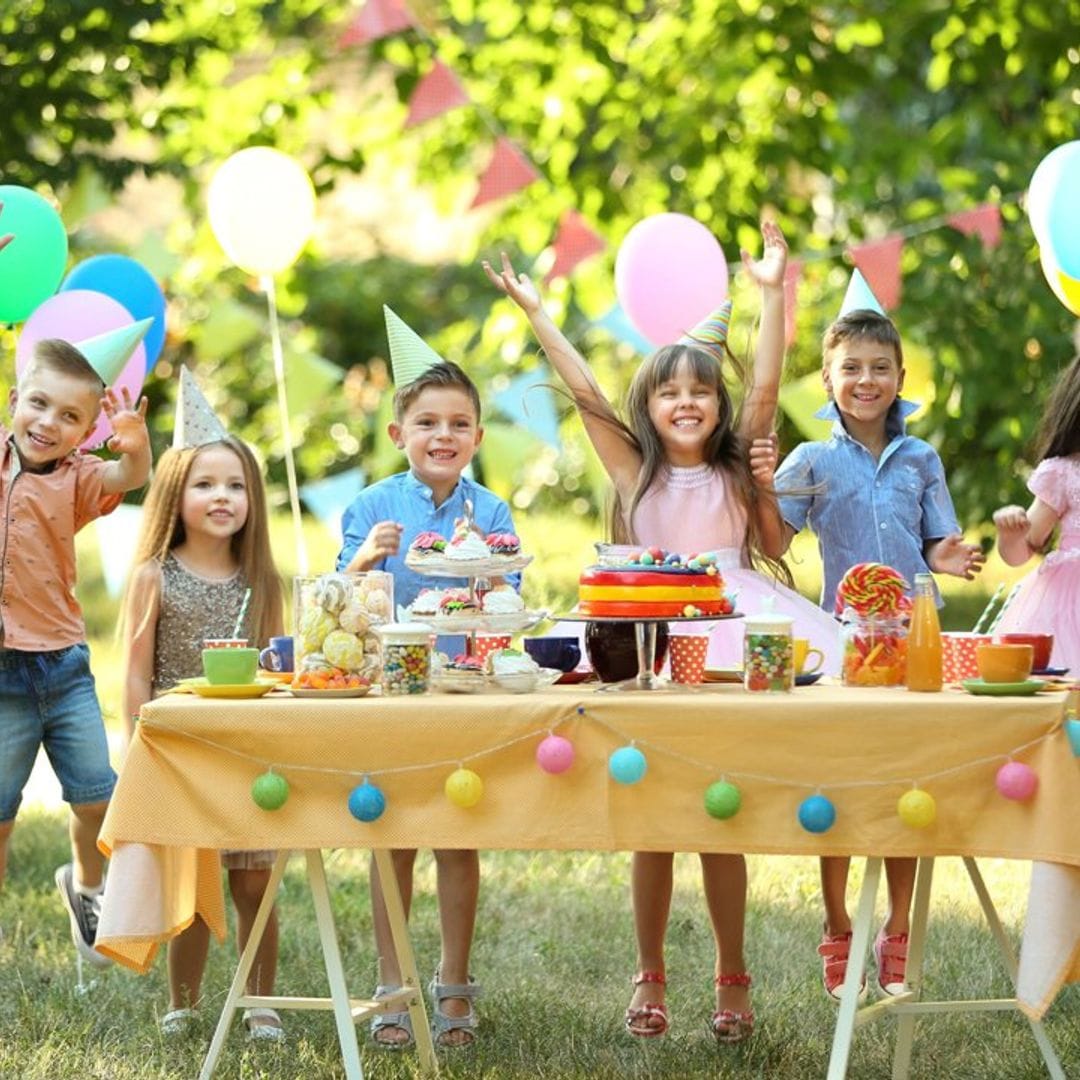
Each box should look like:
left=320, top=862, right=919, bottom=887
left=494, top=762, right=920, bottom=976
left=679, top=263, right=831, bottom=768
left=242, top=1006, right=285, bottom=1043
left=428, top=968, right=480, bottom=1048
left=370, top=985, right=415, bottom=1050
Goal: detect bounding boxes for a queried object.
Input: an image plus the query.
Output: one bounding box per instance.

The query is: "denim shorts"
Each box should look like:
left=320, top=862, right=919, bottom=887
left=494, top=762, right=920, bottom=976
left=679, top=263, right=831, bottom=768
left=0, top=643, right=117, bottom=822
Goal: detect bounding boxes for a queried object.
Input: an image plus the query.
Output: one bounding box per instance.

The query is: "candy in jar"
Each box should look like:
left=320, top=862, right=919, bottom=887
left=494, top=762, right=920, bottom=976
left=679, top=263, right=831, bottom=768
left=841, top=611, right=907, bottom=686
left=376, top=622, right=433, bottom=695
left=743, top=606, right=794, bottom=692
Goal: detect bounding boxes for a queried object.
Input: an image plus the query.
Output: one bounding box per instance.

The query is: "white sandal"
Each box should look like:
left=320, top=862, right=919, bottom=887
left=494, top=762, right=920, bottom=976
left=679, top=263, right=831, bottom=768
left=160, top=1007, right=197, bottom=1035
left=242, top=1006, right=285, bottom=1043
left=428, top=968, right=480, bottom=1048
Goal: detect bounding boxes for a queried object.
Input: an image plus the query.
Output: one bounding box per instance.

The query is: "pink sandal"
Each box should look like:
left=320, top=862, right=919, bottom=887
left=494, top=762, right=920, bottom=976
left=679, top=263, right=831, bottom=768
left=818, top=927, right=867, bottom=1003
left=712, top=971, right=754, bottom=1044
left=874, top=927, right=909, bottom=996
left=625, top=970, right=668, bottom=1038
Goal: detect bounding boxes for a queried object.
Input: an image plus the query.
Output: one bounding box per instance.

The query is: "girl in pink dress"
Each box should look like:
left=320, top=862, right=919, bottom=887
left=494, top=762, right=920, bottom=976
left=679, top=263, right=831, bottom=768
left=994, top=355, right=1080, bottom=670
left=486, top=224, right=838, bottom=1046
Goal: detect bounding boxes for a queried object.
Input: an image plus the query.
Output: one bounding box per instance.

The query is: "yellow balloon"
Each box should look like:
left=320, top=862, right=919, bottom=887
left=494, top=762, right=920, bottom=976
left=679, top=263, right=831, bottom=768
left=897, top=788, right=936, bottom=829
left=1039, top=246, right=1080, bottom=317
left=208, top=147, right=316, bottom=275
left=1058, top=268, right=1080, bottom=317
left=445, top=767, right=484, bottom=808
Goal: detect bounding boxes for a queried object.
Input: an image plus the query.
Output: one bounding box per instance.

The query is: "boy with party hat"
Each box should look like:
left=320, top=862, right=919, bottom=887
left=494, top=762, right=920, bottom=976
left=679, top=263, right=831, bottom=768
left=337, top=305, right=520, bottom=1049
left=0, top=326, right=151, bottom=971
left=769, top=272, right=982, bottom=1002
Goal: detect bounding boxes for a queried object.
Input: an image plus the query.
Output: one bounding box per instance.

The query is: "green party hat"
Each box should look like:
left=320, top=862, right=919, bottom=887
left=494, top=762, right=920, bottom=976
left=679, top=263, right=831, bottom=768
left=173, top=365, right=230, bottom=449
left=678, top=299, right=732, bottom=362
left=384, top=305, right=446, bottom=385
left=839, top=269, right=886, bottom=318
left=73, top=317, right=153, bottom=385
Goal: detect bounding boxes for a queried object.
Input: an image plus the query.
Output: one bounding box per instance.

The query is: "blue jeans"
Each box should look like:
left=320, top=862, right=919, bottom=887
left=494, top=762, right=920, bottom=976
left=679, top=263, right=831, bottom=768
left=0, top=644, right=116, bottom=822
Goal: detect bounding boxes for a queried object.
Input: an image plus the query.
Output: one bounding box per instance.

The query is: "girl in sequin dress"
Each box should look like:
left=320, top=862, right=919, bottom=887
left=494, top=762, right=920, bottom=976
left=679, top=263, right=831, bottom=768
left=487, top=225, right=837, bottom=1045
left=121, top=436, right=285, bottom=1039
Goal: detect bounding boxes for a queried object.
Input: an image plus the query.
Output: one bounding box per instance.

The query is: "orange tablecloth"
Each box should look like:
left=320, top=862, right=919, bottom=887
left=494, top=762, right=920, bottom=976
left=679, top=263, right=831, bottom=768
left=97, top=684, right=1080, bottom=1015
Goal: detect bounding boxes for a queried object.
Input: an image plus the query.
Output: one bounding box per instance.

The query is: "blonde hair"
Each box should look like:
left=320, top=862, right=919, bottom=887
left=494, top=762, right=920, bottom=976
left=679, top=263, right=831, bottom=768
left=123, top=437, right=283, bottom=644
left=24, top=339, right=105, bottom=394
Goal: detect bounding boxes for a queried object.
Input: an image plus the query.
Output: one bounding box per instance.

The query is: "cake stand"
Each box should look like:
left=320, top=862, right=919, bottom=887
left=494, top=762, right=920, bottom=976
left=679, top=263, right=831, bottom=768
left=556, top=612, right=743, bottom=691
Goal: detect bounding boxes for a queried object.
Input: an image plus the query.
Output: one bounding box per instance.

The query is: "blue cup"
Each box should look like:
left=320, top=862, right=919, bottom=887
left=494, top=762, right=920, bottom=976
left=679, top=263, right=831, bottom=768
left=523, top=636, right=582, bottom=672
left=259, top=635, right=295, bottom=673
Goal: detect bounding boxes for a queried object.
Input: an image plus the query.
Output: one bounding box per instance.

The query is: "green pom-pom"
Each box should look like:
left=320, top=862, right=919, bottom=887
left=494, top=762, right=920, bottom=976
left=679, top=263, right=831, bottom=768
left=704, top=780, right=741, bottom=820
left=252, top=771, right=290, bottom=811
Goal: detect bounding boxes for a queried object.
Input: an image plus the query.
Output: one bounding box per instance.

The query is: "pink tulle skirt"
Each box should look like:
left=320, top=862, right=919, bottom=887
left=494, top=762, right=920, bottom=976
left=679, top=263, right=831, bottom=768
left=994, top=551, right=1080, bottom=671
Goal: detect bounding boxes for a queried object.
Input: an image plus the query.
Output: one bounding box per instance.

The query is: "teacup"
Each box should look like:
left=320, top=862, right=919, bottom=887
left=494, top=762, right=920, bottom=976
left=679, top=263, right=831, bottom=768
left=203, top=647, right=259, bottom=685
left=523, top=636, right=582, bottom=673
left=259, top=635, right=294, bottom=673
left=204, top=638, right=249, bottom=649
left=793, top=638, right=824, bottom=675
left=975, top=643, right=1033, bottom=684
left=997, top=633, right=1054, bottom=672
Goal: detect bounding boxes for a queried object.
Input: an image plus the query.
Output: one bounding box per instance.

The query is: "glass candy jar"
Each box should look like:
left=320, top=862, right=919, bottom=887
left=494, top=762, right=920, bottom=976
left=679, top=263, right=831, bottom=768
left=293, top=572, right=393, bottom=684
left=743, top=610, right=794, bottom=692
left=840, top=610, right=908, bottom=687
left=377, top=622, right=433, bottom=695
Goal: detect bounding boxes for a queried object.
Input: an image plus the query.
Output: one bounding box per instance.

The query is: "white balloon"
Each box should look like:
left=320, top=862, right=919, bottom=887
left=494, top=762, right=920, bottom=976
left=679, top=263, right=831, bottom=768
left=1027, top=141, right=1080, bottom=245
left=208, top=148, right=316, bottom=275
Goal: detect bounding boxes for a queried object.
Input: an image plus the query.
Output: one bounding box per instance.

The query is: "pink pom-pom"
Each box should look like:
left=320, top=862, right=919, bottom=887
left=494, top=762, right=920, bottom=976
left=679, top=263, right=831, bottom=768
left=995, top=761, right=1039, bottom=801
left=536, top=734, right=574, bottom=775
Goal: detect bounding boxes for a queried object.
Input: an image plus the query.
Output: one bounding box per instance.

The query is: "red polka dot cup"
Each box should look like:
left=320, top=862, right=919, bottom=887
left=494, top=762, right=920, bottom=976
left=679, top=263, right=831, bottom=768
left=472, top=634, right=512, bottom=663
left=941, top=632, right=991, bottom=682
left=669, top=634, right=709, bottom=685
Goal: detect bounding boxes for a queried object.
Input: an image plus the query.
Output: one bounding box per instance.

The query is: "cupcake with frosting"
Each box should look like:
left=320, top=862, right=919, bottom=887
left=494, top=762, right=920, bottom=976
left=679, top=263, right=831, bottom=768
left=485, top=532, right=521, bottom=556
left=439, top=589, right=480, bottom=615
left=444, top=529, right=490, bottom=561
left=409, top=588, right=443, bottom=617
left=410, top=530, right=446, bottom=557
left=486, top=647, right=540, bottom=692
left=481, top=586, right=524, bottom=615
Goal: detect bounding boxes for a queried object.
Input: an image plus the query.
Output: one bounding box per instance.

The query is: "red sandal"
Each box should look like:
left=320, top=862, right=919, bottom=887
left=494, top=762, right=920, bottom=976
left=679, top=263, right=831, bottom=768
left=712, top=971, right=754, bottom=1044
left=818, top=927, right=867, bottom=1004
left=874, top=927, right=909, bottom=997
left=625, top=970, right=668, bottom=1038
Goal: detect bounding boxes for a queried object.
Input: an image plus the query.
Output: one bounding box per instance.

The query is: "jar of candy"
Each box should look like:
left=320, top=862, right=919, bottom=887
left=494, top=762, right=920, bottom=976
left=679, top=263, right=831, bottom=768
left=293, top=572, right=393, bottom=685
left=840, top=610, right=908, bottom=687
left=743, top=609, right=794, bottom=692
left=593, top=542, right=640, bottom=567
left=377, top=623, right=433, bottom=695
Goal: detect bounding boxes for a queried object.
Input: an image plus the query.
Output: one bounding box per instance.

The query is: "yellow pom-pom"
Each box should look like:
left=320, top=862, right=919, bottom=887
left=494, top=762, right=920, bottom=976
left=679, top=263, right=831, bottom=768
left=445, top=767, right=484, bottom=808
left=897, top=788, right=936, bottom=829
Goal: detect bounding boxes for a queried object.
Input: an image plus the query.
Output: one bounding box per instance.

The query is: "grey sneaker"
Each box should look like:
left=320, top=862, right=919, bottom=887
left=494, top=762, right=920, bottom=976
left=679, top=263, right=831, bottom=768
left=55, top=864, right=112, bottom=969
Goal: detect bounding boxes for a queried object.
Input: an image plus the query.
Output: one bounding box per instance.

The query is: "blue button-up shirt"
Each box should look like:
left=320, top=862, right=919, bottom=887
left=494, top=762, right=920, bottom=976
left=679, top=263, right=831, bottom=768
left=336, top=470, right=520, bottom=612
left=776, top=400, right=959, bottom=610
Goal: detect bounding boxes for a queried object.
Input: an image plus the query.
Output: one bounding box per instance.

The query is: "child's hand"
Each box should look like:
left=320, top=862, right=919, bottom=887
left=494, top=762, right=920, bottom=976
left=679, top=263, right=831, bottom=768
left=993, top=505, right=1030, bottom=538
left=928, top=535, right=986, bottom=580
left=749, top=433, right=779, bottom=487
left=740, top=221, right=788, bottom=290
left=102, top=386, right=150, bottom=456
left=482, top=251, right=543, bottom=315
left=358, top=521, right=403, bottom=565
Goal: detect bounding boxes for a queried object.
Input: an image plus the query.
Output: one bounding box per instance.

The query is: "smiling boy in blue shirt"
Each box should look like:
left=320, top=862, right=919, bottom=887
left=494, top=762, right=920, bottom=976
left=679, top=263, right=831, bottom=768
left=769, top=297, right=983, bottom=1004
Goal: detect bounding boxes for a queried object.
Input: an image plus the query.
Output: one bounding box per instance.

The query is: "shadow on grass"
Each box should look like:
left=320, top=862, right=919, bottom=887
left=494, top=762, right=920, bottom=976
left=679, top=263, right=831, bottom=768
left=1, top=815, right=1076, bottom=1079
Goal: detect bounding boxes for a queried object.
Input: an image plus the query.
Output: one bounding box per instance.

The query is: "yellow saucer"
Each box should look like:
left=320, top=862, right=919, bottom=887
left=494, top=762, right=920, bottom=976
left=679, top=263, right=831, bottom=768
left=188, top=678, right=277, bottom=699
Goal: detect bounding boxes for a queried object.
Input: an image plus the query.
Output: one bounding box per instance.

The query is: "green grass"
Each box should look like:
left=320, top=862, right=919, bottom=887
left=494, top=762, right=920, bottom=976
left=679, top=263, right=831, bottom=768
left=1, top=814, right=1076, bottom=1078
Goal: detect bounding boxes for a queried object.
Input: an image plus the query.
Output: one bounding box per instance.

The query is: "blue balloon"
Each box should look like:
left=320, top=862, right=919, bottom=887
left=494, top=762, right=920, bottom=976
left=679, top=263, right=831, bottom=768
left=348, top=782, right=386, bottom=822
left=1045, top=151, right=1080, bottom=278
left=61, top=254, right=166, bottom=371
left=1066, top=717, right=1080, bottom=758
left=609, top=746, right=647, bottom=785
left=798, top=794, right=836, bottom=834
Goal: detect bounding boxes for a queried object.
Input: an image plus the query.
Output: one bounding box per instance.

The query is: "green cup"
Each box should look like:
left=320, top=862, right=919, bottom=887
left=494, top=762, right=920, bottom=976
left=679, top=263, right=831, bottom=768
left=202, top=647, right=259, bottom=685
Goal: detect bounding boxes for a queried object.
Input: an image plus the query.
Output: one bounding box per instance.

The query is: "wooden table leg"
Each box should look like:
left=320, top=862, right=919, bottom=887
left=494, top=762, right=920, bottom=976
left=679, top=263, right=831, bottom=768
left=827, top=855, right=882, bottom=1079
left=891, top=856, right=934, bottom=1079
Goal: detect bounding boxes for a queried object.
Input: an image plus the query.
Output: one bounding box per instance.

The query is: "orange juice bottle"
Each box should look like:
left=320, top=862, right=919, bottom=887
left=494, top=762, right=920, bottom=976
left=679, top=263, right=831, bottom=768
left=906, top=573, right=943, bottom=691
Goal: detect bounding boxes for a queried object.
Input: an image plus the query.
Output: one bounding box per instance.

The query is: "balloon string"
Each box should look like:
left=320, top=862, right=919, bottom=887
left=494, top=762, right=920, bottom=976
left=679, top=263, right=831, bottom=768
left=262, top=274, right=308, bottom=576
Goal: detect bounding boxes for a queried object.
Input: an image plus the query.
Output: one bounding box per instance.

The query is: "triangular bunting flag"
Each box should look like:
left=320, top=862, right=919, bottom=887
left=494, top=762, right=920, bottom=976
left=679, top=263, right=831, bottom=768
left=543, top=211, right=606, bottom=284
left=838, top=267, right=887, bottom=318
left=849, top=236, right=903, bottom=310
left=338, top=0, right=412, bottom=46
left=74, top=318, right=153, bottom=386
left=300, top=468, right=366, bottom=534
left=406, top=60, right=470, bottom=127
left=947, top=205, right=1002, bottom=250
left=384, top=305, right=446, bottom=385
left=596, top=304, right=655, bottom=354
left=471, top=138, right=540, bottom=209
left=173, top=366, right=230, bottom=450
left=784, top=258, right=802, bottom=346
left=493, top=367, right=561, bottom=449
left=678, top=300, right=732, bottom=362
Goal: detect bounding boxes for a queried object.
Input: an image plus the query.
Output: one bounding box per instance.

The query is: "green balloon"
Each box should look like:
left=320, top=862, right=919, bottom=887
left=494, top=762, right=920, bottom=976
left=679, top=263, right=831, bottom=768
left=251, top=771, right=289, bottom=811
left=704, top=780, right=741, bottom=820
left=0, top=185, right=69, bottom=323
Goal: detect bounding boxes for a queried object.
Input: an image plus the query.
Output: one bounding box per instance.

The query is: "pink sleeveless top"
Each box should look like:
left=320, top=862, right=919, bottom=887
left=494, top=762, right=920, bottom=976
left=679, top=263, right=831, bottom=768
left=629, top=464, right=749, bottom=558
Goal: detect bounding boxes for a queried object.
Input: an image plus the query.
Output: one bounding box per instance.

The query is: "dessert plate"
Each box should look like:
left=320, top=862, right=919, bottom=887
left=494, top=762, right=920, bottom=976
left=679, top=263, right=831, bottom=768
left=1033, top=666, right=1069, bottom=677
left=795, top=672, right=824, bottom=687
left=961, top=678, right=1045, bottom=697
left=187, top=679, right=278, bottom=699
left=556, top=669, right=596, bottom=685
left=288, top=686, right=372, bottom=698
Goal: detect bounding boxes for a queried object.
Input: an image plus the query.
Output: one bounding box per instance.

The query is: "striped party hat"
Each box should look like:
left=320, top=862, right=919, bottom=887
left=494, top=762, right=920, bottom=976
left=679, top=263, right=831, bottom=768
left=678, top=299, right=733, bottom=362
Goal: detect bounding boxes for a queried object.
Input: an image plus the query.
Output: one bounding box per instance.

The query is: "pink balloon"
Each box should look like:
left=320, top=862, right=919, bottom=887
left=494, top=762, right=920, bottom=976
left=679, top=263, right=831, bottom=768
left=536, top=734, right=575, bottom=775
left=16, top=290, right=147, bottom=450
left=995, top=761, right=1038, bottom=801
left=615, top=213, right=729, bottom=347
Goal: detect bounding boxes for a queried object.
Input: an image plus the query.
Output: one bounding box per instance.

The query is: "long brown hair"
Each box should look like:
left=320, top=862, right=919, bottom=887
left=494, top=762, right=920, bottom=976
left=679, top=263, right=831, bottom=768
left=1035, top=354, right=1080, bottom=461
left=123, top=437, right=283, bottom=644
left=585, top=343, right=789, bottom=581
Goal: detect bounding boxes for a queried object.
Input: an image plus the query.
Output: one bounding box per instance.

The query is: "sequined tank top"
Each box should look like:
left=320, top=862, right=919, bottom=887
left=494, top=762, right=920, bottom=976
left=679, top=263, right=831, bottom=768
left=152, top=553, right=251, bottom=695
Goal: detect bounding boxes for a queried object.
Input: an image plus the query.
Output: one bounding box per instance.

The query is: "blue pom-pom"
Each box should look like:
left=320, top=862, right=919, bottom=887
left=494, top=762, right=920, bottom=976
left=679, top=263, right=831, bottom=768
left=609, top=746, right=647, bottom=785
left=349, top=782, right=386, bottom=822
left=798, top=794, right=836, bottom=834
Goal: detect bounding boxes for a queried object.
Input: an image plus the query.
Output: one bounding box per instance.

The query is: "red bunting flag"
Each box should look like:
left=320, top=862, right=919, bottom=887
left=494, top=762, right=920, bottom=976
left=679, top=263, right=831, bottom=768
left=339, top=0, right=413, bottom=47
left=783, top=258, right=802, bottom=346
left=849, top=235, right=903, bottom=310
left=470, top=138, right=540, bottom=209
left=947, top=205, right=1002, bottom=250
left=405, top=60, right=470, bottom=127
left=543, top=211, right=606, bottom=283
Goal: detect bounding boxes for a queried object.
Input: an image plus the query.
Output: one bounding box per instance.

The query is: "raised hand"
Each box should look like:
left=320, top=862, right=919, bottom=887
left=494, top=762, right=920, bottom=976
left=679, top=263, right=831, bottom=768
left=482, top=251, right=543, bottom=315
left=928, top=534, right=986, bottom=580
left=749, top=433, right=779, bottom=487
left=993, top=505, right=1030, bottom=539
left=101, top=386, right=150, bottom=456
left=740, top=221, right=788, bottom=290
left=359, top=521, right=403, bottom=564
